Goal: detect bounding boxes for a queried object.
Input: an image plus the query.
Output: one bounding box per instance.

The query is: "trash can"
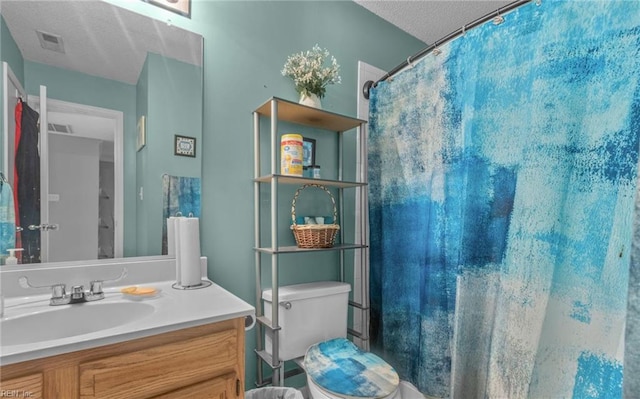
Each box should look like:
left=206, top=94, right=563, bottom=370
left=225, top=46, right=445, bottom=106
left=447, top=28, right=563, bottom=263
left=245, top=387, right=305, bottom=399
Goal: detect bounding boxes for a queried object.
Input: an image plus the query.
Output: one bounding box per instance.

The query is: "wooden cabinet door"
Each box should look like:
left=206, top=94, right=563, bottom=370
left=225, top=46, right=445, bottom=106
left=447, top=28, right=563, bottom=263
left=152, top=373, right=240, bottom=399
left=79, top=328, right=238, bottom=399
left=0, top=373, right=43, bottom=399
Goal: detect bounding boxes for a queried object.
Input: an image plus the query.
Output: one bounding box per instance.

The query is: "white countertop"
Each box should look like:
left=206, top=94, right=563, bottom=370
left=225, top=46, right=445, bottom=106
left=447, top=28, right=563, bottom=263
left=0, top=258, right=255, bottom=366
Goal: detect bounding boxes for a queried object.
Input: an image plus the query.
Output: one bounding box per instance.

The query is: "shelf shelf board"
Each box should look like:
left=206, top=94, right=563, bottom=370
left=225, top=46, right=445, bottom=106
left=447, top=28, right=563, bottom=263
left=255, top=350, right=281, bottom=369
left=255, top=174, right=366, bottom=188
left=255, top=243, right=367, bottom=254
left=256, top=316, right=279, bottom=332
left=255, top=97, right=366, bottom=132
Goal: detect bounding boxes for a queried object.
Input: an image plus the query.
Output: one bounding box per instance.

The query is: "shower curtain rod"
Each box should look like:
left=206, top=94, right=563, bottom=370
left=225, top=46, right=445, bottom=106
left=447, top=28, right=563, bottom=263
left=363, top=0, right=533, bottom=99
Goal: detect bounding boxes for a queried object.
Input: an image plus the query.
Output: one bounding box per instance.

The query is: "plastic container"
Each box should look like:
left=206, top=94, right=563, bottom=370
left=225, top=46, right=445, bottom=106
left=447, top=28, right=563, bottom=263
left=280, top=134, right=303, bottom=176
left=5, top=248, right=23, bottom=265
left=311, top=165, right=321, bottom=179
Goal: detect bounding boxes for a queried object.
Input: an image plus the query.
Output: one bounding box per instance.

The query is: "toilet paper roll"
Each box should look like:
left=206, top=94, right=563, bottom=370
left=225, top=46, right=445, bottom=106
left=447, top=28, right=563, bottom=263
left=176, top=217, right=202, bottom=287
left=245, top=313, right=256, bottom=331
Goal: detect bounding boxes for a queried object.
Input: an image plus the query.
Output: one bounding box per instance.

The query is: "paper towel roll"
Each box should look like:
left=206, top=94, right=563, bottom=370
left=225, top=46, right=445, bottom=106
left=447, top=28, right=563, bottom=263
left=176, top=217, right=202, bottom=287
left=167, top=216, right=179, bottom=256
left=168, top=216, right=183, bottom=284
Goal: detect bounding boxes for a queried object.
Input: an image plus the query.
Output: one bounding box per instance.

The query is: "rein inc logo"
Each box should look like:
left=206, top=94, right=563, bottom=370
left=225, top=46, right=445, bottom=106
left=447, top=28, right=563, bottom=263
left=0, top=390, right=33, bottom=398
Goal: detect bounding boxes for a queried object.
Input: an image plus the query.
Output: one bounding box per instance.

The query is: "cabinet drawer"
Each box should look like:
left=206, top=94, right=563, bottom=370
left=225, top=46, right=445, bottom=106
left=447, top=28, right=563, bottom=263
left=0, top=373, right=43, bottom=399
left=79, top=328, right=238, bottom=399
left=152, top=373, right=239, bottom=399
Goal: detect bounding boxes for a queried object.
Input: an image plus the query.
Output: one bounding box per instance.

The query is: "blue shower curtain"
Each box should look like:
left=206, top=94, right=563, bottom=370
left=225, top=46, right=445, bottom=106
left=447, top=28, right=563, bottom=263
left=368, top=2, right=640, bottom=398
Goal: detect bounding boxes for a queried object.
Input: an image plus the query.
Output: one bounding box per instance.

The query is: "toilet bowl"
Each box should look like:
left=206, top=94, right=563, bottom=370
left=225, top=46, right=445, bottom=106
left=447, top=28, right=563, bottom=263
left=262, top=282, right=409, bottom=399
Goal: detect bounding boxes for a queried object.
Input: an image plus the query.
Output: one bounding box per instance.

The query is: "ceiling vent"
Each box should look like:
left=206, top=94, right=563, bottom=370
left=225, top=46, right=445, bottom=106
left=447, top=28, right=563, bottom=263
left=36, top=30, right=65, bottom=53
left=48, top=123, right=73, bottom=134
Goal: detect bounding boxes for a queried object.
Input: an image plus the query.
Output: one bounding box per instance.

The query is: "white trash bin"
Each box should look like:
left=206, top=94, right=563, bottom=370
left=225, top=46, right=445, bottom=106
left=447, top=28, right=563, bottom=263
left=245, top=387, right=305, bottom=399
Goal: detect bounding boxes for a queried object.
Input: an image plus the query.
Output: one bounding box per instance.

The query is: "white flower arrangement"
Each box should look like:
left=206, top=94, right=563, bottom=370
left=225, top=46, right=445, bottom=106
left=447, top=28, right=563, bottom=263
left=281, top=44, right=341, bottom=99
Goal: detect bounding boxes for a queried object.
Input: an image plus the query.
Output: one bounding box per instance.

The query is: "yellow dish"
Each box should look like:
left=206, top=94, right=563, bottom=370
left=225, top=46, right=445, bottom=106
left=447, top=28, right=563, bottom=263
left=120, top=286, right=158, bottom=296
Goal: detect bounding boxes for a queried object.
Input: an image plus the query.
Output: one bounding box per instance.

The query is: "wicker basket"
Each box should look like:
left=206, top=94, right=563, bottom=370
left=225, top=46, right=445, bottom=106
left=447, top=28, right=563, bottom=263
left=290, top=184, right=340, bottom=248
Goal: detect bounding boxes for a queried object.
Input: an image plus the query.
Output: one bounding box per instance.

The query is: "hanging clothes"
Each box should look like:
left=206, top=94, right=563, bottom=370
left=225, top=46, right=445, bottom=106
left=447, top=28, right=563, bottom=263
left=15, top=101, right=40, bottom=263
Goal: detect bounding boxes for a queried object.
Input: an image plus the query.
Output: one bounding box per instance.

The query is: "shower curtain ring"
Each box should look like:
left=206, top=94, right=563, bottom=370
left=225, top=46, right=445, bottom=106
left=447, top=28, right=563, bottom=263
left=407, top=56, right=414, bottom=68
left=492, top=12, right=505, bottom=25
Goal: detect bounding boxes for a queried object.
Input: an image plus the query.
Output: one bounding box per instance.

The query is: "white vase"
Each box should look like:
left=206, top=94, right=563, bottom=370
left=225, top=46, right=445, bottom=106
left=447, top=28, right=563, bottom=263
left=299, top=92, right=322, bottom=109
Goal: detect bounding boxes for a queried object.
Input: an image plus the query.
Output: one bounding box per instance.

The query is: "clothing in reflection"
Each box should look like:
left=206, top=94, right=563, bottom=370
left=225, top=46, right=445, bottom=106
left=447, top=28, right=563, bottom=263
left=14, top=100, right=40, bottom=263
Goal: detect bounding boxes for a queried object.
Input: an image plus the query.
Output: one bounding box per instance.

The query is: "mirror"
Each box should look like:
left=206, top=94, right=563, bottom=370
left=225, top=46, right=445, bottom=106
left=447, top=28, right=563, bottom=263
left=1, top=0, right=203, bottom=264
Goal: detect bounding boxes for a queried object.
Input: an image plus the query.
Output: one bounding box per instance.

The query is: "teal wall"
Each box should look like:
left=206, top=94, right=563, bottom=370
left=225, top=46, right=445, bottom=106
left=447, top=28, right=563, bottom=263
left=136, top=57, right=150, bottom=256
left=136, top=53, right=202, bottom=256
left=105, top=0, right=425, bottom=388
left=0, top=15, right=24, bottom=175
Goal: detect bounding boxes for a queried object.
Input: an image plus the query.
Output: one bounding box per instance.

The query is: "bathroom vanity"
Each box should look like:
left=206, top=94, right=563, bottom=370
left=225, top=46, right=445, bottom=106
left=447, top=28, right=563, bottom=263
left=1, top=319, right=244, bottom=399
left=0, top=257, right=255, bottom=399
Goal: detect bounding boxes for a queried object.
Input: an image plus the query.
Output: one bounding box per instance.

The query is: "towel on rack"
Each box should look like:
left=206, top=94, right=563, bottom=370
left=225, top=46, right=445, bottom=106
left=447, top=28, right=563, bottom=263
left=162, top=174, right=201, bottom=255
left=0, top=178, right=17, bottom=263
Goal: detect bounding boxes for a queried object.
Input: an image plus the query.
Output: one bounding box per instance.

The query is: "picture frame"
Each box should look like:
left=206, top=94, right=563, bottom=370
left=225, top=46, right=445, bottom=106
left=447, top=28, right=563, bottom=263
left=137, top=115, right=146, bottom=151
left=303, top=137, right=316, bottom=167
left=143, top=0, right=191, bottom=18
left=175, top=135, right=196, bottom=158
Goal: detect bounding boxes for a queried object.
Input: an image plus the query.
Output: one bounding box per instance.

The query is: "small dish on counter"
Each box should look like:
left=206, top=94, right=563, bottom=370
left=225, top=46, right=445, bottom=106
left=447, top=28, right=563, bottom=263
left=120, top=286, right=162, bottom=300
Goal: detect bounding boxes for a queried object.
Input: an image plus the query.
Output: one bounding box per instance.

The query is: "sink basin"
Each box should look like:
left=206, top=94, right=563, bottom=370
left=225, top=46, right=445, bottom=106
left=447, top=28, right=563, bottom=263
left=1, top=301, right=155, bottom=346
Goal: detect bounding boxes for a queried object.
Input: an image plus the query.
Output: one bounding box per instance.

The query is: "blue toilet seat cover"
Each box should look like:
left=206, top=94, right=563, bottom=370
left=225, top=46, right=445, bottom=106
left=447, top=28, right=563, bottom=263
left=304, top=338, right=400, bottom=399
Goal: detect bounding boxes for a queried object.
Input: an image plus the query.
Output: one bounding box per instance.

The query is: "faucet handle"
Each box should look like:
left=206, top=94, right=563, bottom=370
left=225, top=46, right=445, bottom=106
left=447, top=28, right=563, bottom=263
left=87, top=268, right=127, bottom=301
left=52, top=284, right=67, bottom=299
left=19, top=277, right=69, bottom=305
left=90, top=280, right=103, bottom=295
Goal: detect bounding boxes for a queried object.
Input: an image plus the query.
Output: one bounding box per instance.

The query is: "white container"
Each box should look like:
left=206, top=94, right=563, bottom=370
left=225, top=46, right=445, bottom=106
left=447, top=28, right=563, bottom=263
left=262, top=281, right=351, bottom=361
left=280, top=134, right=303, bottom=176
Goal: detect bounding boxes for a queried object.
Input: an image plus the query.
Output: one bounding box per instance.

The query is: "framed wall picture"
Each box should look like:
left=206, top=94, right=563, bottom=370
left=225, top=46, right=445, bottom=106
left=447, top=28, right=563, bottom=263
left=175, top=135, right=196, bottom=157
left=137, top=115, right=146, bottom=151
left=303, top=137, right=316, bottom=167
left=144, top=0, right=191, bottom=18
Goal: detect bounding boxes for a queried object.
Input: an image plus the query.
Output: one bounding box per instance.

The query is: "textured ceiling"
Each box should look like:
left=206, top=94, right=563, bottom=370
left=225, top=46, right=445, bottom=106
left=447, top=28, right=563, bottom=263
left=2, top=1, right=515, bottom=85
left=354, top=0, right=512, bottom=45
left=2, top=0, right=202, bottom=85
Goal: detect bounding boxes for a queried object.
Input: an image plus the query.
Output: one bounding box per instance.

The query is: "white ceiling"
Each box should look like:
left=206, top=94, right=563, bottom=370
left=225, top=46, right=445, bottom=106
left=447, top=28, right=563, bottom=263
left=2, top=0, right=202, bottom=146
left=355, top=0, right=512, bottom=45
left=1, top=0, right=202, bottom=85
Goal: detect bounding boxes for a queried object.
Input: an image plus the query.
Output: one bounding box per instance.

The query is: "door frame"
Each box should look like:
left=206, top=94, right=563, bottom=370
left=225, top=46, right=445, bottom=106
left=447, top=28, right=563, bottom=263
left=29, top=95, right=124, bottom=259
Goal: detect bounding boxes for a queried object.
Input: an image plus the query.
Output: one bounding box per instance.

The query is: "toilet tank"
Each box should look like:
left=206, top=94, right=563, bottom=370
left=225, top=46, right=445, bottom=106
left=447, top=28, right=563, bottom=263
left=262, top=281, right=351, bottom=361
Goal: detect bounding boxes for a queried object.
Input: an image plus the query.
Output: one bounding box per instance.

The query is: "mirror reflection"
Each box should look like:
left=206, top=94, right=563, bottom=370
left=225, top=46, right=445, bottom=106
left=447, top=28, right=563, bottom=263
left=1, top=0, right=203, bottom=264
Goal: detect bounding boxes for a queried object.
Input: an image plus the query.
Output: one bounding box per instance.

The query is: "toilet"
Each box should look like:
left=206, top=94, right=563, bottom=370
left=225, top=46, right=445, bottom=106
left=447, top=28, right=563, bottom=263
left=262, top=281, right=402, bottom=399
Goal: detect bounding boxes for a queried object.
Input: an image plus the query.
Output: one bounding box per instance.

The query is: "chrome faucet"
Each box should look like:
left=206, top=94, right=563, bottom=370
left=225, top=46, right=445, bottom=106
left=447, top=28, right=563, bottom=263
left=19, top=268, right=127, bottom=306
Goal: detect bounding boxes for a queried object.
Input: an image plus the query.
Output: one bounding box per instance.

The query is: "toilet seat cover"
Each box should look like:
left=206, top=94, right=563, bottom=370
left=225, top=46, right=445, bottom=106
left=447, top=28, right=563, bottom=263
left=304, top=338, right=399, bottom=399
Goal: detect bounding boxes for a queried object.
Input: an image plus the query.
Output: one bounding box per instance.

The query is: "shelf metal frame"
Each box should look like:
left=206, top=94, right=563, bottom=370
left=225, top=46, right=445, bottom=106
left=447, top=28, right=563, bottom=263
left=253, top=98, right=369, bottom=387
